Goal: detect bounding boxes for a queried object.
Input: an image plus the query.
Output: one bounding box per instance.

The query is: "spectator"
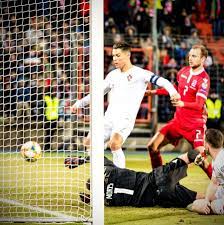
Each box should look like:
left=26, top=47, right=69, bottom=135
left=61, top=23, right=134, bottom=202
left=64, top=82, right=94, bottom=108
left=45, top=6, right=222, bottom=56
left=133, top=6, right=151, bottom=34
left=25, top=16, right=44, bottom=45
left=174, top=41, right=188, bottom=66
left=186, top=29, right=202, bottom=49
left=124, top=25, right=138, bottom=46
left=161, top=26, right=174, bottom=50
left=210, top=0, right=224, bottom=37
left=43, top=87, right=59, bottom=151
left=206, top=91, right=222, bottom=130
left=16, top=79, right=31, bottom=118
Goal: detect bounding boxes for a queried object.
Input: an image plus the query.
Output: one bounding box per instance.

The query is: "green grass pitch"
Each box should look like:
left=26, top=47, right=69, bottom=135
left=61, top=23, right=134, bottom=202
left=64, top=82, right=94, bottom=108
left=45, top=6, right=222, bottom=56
left=0, top=152, right=224, bottom=225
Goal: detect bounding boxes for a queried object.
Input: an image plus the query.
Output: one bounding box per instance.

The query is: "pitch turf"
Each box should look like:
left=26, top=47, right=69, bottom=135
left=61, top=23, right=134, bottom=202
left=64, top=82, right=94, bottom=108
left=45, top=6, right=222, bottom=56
left=0, top=152, right=224, bottom=225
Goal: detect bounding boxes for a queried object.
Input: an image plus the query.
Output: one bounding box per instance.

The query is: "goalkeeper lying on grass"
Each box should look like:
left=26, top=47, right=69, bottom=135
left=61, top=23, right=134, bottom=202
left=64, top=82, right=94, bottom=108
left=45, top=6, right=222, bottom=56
left=64, top=149, right=204, bottom=208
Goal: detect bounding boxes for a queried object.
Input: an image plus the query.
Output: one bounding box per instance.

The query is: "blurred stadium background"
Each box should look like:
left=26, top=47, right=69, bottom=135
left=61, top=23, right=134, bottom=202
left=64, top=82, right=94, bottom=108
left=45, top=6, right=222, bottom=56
left=0, top=0, right=224, bottom=224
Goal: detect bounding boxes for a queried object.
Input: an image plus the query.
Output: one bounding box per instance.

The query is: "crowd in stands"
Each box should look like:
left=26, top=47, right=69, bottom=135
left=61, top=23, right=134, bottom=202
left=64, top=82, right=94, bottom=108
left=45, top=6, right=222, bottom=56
left=0, top=0, right=90, bottom=125
left=104, top=0, right=224, bottom=126
left=0, top=0, right=223, bottom=133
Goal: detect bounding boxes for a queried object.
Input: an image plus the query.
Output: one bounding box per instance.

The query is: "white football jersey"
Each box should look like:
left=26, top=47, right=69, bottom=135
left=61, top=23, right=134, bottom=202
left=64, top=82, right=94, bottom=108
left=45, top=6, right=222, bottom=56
left=104, top=66, right=176, bottom=122
left=75, top=65, right=177, bottom=124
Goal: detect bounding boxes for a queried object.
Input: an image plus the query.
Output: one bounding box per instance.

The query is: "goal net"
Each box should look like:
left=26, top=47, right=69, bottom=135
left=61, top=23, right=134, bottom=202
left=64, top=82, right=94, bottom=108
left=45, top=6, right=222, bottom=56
left=0, top=0, right=104, bottom=224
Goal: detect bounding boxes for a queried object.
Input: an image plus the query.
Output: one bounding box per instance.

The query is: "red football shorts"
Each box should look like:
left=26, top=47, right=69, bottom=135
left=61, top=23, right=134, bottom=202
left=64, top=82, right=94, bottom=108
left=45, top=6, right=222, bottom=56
left=160, top=119, right=206, bottom=149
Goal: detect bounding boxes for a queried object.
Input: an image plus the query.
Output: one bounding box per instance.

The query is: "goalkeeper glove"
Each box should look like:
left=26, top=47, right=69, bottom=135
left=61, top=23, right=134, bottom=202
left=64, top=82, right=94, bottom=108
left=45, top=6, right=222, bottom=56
left=194, top=151, right=207, bottom=166
left=64, top=156, right=90, bottom=169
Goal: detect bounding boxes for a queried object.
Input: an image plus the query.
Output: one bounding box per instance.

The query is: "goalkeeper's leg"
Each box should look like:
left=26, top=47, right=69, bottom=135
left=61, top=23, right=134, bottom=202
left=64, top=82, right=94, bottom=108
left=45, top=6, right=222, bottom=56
left=83, top=134, right=91, bottom=157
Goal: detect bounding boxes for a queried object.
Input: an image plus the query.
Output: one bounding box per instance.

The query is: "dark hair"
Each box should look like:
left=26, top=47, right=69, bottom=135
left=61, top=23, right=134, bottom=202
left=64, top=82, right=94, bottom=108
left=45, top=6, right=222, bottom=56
left=113, top=41, right=131, bottom=52
left=205, top=129, right=224, bottom=149
left=191, top=44, right=208, bottom=58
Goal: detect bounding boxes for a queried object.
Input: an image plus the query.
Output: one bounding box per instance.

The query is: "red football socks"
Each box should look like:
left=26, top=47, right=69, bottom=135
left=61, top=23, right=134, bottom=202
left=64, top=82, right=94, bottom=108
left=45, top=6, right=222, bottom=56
left=201, top=162, right=212, bottom=179
left=149, top=150, right=163, bottom=169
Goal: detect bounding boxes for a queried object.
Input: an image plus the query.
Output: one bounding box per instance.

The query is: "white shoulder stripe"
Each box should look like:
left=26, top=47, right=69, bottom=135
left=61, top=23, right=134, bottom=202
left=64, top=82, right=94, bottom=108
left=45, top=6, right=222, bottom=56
left=181, top=74, right=187, bottom=79
left=197, top=93, right=207, bottom=99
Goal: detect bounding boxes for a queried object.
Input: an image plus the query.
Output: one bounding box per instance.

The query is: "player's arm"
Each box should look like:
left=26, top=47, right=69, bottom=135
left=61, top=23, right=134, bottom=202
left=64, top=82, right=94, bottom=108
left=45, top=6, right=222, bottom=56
left=145, top=83, right=178, bottom=96
left=71, top=75, right=112, bottom=114
left=146, top=67, right=180, bottom=97
left=172, top=77, right=209, bottom=109
left=146, top=73, right=179, bottom=98
left=205, top=176, right=219, bottom=202
left=71, top=95, right=90, bottom=113
left=172, top=95, right=206, bottom=109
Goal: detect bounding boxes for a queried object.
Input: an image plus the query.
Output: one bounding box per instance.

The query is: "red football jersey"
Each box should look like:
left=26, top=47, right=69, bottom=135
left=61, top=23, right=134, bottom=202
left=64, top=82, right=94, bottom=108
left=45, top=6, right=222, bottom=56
left=174, top=66, right=210, bottom=127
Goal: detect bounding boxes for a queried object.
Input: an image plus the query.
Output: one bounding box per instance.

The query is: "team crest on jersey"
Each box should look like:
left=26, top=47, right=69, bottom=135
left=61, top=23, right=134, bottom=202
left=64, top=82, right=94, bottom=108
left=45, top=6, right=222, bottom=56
left=191, top=79, right=197, bottom=87
left=127, top=74, right=133, bottom=81
left=202, top=78, right=208, bottom=89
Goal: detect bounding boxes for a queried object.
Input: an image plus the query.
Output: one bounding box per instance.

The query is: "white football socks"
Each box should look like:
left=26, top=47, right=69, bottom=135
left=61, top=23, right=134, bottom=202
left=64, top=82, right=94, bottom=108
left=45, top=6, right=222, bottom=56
left=112, top=148, right=125, bottom=168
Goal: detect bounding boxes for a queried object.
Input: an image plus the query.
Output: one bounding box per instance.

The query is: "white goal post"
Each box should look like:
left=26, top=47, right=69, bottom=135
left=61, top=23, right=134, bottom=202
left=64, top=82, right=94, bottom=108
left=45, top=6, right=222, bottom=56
left=0, top=0, right=104, bottom=224
left=90, top=1, right=104, bottom=225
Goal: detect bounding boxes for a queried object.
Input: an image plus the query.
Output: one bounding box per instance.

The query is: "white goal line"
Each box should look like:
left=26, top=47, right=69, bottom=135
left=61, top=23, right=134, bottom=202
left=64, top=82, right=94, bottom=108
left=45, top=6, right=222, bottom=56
left=0, top=198, right=88, bottom=222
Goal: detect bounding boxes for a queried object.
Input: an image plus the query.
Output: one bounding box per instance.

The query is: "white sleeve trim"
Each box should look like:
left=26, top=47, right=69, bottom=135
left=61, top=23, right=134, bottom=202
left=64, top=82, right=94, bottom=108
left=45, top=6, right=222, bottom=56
left=156, top=77, right=178, bottom=96
left=196, top=92, right=207, bottom=99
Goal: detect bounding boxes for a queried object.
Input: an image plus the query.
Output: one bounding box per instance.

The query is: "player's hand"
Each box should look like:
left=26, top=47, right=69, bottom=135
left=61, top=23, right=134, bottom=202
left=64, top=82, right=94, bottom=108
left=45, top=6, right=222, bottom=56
left=172, top=100, right=184, bottom=107
left=194, top=153, right=206, bottom=166
left=192, top=199, right=211, bottom=214
left=170, top=93, right=181, bottom=102
left=145, top=90, right=156, bottom=96
left=70, top=104, right=78, bottom=114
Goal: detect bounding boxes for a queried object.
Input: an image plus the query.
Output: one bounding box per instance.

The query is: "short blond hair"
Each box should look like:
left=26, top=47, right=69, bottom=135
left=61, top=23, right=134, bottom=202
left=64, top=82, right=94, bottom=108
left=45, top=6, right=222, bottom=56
left=191, top=45, right=208, bottom=58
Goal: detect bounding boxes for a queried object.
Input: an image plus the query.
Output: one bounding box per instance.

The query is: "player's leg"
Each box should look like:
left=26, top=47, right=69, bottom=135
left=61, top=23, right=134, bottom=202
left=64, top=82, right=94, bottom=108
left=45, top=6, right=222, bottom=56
left=184, top=125, right=212, bottom=178
left=83, top=133, right=91, bottom=158
left=109, top=118, right=134, bottom=168
left=153, top=156, right=198, bottom=208
left=109, top=132, right=125, bottom=168
left=147, top=119, right=182, bottom=169
left=147, top=132, right=169, bottom=168
left=83, top=118, right=112, bottom=156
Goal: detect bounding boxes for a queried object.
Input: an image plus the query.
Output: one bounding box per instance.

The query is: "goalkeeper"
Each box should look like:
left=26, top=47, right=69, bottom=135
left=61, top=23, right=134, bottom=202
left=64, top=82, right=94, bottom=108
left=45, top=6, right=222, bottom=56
left=65, top=150, right=204, bottom=208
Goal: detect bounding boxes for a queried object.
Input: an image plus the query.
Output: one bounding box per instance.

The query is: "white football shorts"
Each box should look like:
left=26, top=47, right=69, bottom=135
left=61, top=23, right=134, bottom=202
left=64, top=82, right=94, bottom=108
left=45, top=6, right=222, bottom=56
left=104, top=117, right=134, bottom=144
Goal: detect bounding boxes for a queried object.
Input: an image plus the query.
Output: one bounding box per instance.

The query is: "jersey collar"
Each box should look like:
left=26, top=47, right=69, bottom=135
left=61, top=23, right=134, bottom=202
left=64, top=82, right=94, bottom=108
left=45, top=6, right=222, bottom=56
left=190, top=67, right=205, bottom=76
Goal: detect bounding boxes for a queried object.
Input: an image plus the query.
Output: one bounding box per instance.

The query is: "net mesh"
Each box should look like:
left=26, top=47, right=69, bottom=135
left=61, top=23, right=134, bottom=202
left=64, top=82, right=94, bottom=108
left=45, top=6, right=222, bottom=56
left=0, top=0, right=91, bottom=222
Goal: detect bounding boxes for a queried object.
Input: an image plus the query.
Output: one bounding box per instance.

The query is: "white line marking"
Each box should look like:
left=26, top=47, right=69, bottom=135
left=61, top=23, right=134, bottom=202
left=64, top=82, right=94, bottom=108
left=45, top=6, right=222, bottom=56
left=0, top=198, right=77, bottom=220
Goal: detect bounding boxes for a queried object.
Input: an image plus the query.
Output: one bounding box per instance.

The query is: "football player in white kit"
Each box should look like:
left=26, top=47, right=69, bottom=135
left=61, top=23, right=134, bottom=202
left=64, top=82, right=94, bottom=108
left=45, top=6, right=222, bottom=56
left=188, top=128, right=224, bottom=215
left=71, top=41, right=180, bottom=168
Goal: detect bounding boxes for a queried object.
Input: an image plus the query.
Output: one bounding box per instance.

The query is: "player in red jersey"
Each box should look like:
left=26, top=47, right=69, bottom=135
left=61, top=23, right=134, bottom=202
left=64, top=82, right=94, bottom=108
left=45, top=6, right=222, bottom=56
left=146, top=44, right=212, bottom=178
